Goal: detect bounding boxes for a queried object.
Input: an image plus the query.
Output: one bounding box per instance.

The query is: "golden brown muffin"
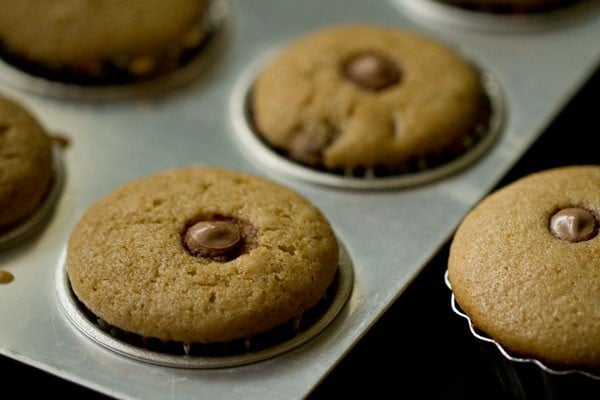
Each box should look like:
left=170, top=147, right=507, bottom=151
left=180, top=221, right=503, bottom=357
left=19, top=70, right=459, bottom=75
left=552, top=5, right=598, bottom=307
left=0, top=0, right=213, bottom=84
left=448, top=165, right=600, bottom=373
left=250, top=24, right=492, bottom=177
left=0, top=95, right=53, bottom=229
left=66, top=166, right=340, bottom=345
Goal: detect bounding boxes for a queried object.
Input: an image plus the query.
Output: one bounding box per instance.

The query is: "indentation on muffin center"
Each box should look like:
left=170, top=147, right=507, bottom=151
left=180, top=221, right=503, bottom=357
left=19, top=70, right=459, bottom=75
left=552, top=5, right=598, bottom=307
left=549, top=206, right=599, bottom=242
left=182, top=214, right=257, bottom=261
left=341, top=50, right=402, bottom=92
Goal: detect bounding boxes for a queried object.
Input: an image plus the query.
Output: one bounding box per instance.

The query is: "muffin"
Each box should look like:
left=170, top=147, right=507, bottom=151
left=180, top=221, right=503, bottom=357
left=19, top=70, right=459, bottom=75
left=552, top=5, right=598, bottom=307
left=0, top=94, right=54, bottom=231
left=65, top=166, right=341, bottom=357
left=249, top=24, right=494, bottom=180
left=0, top=0, right=215, bottom=85
left=447, top=165, right=600, bottom=379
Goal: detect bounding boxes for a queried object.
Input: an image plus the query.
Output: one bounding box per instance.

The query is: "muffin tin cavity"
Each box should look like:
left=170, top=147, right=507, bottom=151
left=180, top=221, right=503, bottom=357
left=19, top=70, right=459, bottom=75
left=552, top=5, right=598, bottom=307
left=55, top=238, right=354, bottom=369
left=230, top=50, right=504, bottom=190
left=0, top=0, right=228, bottom=101
left=0, top=142, right=66, bottom=251
left=394, top=0, right=599, bottom=32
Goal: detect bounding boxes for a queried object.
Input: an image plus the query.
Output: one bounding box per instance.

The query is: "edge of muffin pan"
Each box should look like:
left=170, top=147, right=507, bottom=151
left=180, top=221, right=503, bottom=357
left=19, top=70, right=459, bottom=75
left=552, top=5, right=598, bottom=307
left=393, top=0, right=600, bottom=32
left=0, top=0, right=229, bottom=101
left=229, top=48, right=505, bottom=191
left=54, top=238, right=355, bottom=369
left=0, top=142, right=66, bottom=251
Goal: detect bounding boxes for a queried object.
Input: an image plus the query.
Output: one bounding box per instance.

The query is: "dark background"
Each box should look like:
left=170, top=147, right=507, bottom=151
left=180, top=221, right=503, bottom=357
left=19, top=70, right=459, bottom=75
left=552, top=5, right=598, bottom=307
left=1, top=64, right=598, bottom=400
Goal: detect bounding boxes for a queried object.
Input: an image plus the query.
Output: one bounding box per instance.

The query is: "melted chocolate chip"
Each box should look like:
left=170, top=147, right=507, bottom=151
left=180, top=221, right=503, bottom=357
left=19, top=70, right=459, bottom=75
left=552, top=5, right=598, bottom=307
left=343, top=51, right=401, bottom=91
left=289, top=120, right=337, bottom=166
left=550, top=207, right=598, bottom=242
left=184, top=220, right=243, bottom=260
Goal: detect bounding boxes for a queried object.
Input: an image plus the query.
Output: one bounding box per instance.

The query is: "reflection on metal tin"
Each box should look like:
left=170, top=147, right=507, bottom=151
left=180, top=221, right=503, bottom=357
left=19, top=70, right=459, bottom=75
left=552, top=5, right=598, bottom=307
left=393, top=0, right=600, bottom=32
left=229, top=49, right=504, bottom=191
left=0, top=0, right=229, bottom=101
left=55, top=238, right=354, bottom=369
left=444, top=270, right=600, bottom=381
left=0, top=143, right=66, bottom=251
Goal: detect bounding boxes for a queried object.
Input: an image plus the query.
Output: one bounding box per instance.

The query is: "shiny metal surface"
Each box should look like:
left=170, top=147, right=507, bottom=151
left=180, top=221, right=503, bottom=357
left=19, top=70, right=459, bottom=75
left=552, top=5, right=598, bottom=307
left=0, top=1, right=599, bottom=399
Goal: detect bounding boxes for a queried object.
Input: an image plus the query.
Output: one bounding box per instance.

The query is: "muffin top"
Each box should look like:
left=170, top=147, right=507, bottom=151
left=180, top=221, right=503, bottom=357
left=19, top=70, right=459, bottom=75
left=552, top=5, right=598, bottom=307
left=448, top=165, right=600, bottom=372
left=0, top=95, right=53, bottom=229
left=0, top=0, right=210, bottom=64
left=66, top=166, right=340, bottom=344
left=251, top=24, right=490, bottom=172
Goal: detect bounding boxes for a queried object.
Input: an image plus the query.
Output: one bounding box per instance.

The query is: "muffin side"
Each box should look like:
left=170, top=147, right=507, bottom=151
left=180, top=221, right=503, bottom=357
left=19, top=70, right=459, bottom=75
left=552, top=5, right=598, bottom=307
left=0, top=95, right=53, bottom=229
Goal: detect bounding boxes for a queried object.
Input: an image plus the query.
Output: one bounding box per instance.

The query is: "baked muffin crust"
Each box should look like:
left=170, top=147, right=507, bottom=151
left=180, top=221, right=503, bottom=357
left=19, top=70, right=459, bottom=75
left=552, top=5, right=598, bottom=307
left=66, top=166, right=340, bottom=344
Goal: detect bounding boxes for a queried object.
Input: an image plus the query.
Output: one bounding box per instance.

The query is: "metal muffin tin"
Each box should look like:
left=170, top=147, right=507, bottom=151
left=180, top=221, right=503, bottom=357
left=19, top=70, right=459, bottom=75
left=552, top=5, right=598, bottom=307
left=0, top=1, right=599, bottom=399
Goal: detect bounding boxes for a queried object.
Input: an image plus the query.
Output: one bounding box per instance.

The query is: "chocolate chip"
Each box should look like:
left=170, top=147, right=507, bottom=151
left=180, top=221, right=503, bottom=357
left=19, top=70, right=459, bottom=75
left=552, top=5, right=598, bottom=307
left=550, top=207, right=598, bottom=242
left=343, top=51, right=401, bottom=91
left=184, top=220, right=243, bottom=260
left=289, top=120, right=336, bottom=166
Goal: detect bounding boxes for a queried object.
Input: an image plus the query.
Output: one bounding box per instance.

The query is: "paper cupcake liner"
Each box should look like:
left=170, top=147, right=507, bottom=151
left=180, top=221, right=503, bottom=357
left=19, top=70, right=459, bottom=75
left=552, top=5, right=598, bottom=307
left=444, top=270, right=600, bottom=381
